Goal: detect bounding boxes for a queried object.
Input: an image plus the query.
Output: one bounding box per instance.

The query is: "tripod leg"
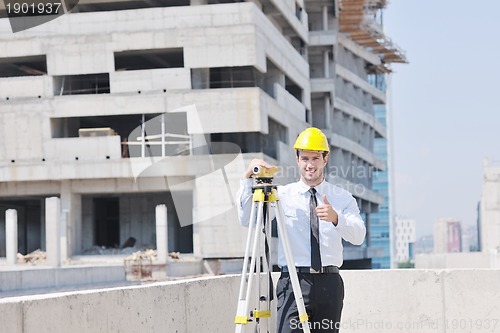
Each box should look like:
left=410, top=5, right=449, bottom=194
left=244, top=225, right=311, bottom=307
left=275, top=199, right=311, bottom=333
left=244, top=201, right=264, bottom=320
left=236, top=200, right=259, bottom=332
left=236, top=200, right=265, bottom=333
left=255, top=202, right=272, bottom=333
left=256, top=217, right=261, bottom=318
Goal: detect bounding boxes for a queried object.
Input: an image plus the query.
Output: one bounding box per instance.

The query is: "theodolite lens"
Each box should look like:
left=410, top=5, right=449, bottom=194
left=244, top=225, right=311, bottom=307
left=251, top=165, right=278, bottom=179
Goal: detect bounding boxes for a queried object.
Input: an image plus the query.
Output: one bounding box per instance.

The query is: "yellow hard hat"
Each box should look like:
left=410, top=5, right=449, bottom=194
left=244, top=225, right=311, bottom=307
left=293, top=127, right=330, bottom=152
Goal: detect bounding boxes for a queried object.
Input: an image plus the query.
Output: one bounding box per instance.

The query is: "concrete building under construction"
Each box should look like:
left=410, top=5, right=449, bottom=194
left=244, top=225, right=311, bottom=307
left=0, top=0, right=406, bottom=275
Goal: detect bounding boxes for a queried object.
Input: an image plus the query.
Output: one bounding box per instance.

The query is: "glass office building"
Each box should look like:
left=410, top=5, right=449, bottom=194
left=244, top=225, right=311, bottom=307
left=370, top=88, right=391, bottom=269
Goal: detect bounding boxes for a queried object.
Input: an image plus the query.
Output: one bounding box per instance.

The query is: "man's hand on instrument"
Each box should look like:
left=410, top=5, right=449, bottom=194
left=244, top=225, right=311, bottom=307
left=243, top=159, right=273, bottom=179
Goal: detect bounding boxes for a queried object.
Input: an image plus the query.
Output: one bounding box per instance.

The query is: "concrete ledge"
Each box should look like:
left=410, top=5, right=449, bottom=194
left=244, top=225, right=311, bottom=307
left=1, top=269, right=499, bottom=333
left=0, top=76, right=53, bottom=99
left=416, top=252, right=500, bottom=269
left=166, top=259, right=203, bottom=277
left=334, top=97, right=386, bottom=138
left=110, top=68, right=192, bottom=93
left=341, top=269, right=500, bottom=333
left=45, top=136, right=122, bottom=162
left=274, top=83, right=306, bottom=121
left=338, top=33, right=382, bottom=66
left=328, top=132, right=385, bottom=171
left=310, top=78, right=335, bottom=93
left=0, top=265, right=125, bottom=293
left=309, top=31, right=337, bottom=46
left=0, top=275, right=240, bottom=333
left=336, top=64, right=386, bottom=103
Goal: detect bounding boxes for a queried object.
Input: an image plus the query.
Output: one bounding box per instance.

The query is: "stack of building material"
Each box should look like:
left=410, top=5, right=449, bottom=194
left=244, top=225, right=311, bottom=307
left=16, top=249, right=46, bottom=265
left=124, top=249, right=156, bottom=280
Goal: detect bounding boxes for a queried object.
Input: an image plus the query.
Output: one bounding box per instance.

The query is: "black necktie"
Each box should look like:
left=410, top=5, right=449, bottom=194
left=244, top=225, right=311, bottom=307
left=309, top=188, right=322, bottom=271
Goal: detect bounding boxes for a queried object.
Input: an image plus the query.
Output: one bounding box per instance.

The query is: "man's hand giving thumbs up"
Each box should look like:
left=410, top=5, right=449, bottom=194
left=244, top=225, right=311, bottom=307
left=316, top=194, right=339, bottom=226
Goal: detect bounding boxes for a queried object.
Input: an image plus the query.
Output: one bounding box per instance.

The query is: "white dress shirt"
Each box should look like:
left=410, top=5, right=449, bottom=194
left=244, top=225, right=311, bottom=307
left=237, top=178, right=366, bottom=267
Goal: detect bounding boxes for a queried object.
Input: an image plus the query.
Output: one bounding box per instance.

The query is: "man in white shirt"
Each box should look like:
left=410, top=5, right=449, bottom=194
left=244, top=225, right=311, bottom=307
left=237, top=127, right=366, bottom=332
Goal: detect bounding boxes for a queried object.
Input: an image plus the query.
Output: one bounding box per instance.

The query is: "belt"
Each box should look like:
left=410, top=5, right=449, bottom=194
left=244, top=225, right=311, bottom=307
left=281, top=266, right=339, bottom=274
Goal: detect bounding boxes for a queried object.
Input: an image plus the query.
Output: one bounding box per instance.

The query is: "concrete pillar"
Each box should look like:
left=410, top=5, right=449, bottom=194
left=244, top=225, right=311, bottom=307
left=247, top=0, right=263, bottom=10
left=330, top=46, right=336, bottom=78
left=61, top=181, right=82, bottom=258
left=45, top=197, right=61, bottom=267
left=322, top=6, right=328, bottom=31
left=324, top=95, right=331, bottom=129
left=323, top=50, right=329, bottom=78
left=156, top=204, right=168, bottom=264
left=5, top=209, right=18, bottom=265
left=264, top=66, right=285, bottom=98
left=60, top=209, right=68, bottom=262
left=191, top=68, right=210, bottom=89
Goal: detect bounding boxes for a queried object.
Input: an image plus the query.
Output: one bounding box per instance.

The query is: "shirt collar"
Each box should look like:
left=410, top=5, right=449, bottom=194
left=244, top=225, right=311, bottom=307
left=297, top=178, right=326, bottom=195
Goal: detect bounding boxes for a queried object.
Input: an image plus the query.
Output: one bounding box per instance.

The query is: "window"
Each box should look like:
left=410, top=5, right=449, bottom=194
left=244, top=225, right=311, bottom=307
left=285, top=75, right=303, bottom=102
left=208, top=66, right=258, bottom=89
left=210, top=118, right=287, bottom=159
left=76, top=0, right=190, bottom=12
left=114, top=48, right=184, bottom=71
left=53, top=73, right=110, bottom=95
left=0, top=55, right=47, bottom=77
left=295, top=4, right=302, bottom=20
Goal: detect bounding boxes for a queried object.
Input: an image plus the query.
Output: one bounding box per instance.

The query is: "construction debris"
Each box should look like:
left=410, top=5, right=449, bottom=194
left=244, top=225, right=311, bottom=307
left=81, top=246, right=138, bottom=256
left=17, top=249, right=46, bottom=265
left=124, top=249, right=156, bottom=281
left=125, top=249, right=157, bottom=262
left=169, top=252, right=180, bottom=260
left=123, top=250, right=199, bottom=281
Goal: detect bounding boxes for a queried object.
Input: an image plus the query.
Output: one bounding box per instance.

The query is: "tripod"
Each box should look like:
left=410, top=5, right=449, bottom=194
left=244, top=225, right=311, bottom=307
left=235, top=168, right=311, bottom=333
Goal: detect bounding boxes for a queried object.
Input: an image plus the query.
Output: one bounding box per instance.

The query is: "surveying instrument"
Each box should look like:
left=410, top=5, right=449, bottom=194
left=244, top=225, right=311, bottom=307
left=235, top=165, right=311, bottom=333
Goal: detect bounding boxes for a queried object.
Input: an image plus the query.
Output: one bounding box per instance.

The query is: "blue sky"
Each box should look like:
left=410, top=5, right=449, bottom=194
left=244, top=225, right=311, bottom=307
left=384, top=0, right=500, bottom=236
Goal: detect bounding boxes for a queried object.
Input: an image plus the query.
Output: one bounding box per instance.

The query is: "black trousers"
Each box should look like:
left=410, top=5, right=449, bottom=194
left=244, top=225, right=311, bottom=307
left=276, top=272, right=344, bottom=333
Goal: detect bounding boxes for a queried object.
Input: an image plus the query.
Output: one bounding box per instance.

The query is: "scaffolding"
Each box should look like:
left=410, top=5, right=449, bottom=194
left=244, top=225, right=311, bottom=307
left=338, top=0, right=407, bottom=72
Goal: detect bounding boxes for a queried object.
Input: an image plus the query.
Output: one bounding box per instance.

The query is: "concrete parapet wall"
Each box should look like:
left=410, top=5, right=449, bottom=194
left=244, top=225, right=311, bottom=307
left=0, top=274, right=240, bottom=333
left=341, top=269, right=500, bottom=332
left=416, top=252, right=500, bottom=269
left=335, top=64, right=386, bottom=103
left=110, top=68, right=192, bottom=93
left=274, top=82, right=306, bottom=121
left=45, top=136, right=122, bottom=162
left=0, top=265, right=125, bottom=293
left=1, top=269, right=499, bottom=333
left=0, top=76, right=53, bottom=99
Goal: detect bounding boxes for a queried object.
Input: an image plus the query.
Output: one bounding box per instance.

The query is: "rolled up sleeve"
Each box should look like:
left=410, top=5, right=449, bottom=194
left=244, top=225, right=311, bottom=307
left=236, top=178, right=253, bottom=227
left=334, top=197, right=366, bottom=245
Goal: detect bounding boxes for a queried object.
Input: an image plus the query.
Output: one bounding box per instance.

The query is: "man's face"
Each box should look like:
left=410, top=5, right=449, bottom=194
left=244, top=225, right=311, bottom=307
left=296, top=150, right=328, bottom=186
